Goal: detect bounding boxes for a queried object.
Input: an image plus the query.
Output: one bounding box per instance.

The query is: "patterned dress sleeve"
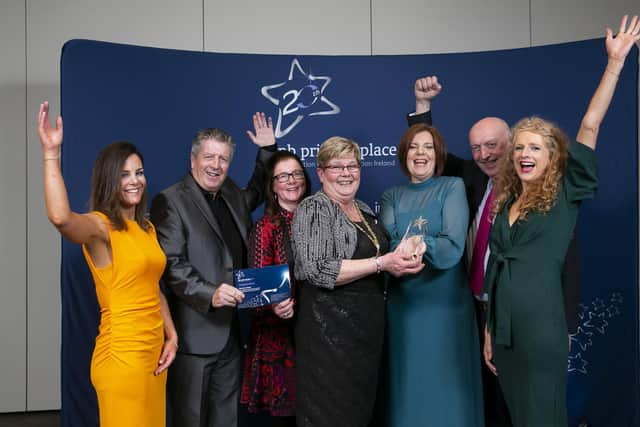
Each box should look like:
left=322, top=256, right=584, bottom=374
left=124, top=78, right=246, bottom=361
left=564, top=141, right=599, bottom=204
left=423, top=178, right=469, bottom=270
left=292, top=196, right=341, bottom=290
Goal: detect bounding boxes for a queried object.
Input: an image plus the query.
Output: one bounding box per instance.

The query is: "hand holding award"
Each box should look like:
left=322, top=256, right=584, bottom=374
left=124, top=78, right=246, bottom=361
left=398, top=216, right=428, bottom=259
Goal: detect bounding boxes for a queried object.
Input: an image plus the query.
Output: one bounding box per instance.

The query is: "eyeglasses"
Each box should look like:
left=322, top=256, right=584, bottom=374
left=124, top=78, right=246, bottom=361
left=272, top=170, right=305, bottom=183
left=323, top=164, right=361, bottom=174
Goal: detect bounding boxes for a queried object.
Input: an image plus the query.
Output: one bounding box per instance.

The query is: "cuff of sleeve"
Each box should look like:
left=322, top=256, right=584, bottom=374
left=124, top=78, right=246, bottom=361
left=407, top=110, right=432, bottom=126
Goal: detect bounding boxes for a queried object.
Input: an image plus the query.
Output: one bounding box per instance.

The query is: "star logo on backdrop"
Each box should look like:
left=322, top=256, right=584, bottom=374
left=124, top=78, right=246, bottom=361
left=568, top=353, right=589, bottom=374
left=584, top=311, right=609, bottom=334
left=570, top=326, right=593, bottom=352
left=606, top=305, right=621, bottom=318
left=261, top=58, right=341, bottom=138
left=568, top=292, right=623, bottom=376
left=592, top=297, right=606, bottom=312
left=577, top=303, right=589, bottom=321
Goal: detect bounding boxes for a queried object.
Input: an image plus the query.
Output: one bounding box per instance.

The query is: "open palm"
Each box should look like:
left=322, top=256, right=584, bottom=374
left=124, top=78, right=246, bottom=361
left=606, top=15, right=640, bottom=62
left=246, top=112, right=275, bottom=147
left=37, top=101, right=63, bottom=150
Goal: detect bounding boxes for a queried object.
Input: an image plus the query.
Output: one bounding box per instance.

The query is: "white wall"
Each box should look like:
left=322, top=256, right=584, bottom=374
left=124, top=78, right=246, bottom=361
left=0, top=0, right=637, bottom=412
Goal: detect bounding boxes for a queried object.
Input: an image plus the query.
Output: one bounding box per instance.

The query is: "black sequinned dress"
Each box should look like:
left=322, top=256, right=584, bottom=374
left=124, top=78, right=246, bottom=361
left=295, top=218, right=389, bottom=427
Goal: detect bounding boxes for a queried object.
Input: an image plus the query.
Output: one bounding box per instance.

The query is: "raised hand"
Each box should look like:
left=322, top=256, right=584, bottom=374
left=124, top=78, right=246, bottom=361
left=37, top=101, right=63, bottom=156
left=415, top=76, right=442, bottom=102
left=577, top=14, right=640, bottom=149
left=414, top=75, right=442, bottom=115
left=246, top=112, right=275, bottom=147
left=606, top=15, right=640, bottom=63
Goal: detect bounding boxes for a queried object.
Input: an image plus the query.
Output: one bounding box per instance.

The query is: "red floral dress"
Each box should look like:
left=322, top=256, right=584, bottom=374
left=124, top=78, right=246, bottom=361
left=240, top=209, right=296, bottom=416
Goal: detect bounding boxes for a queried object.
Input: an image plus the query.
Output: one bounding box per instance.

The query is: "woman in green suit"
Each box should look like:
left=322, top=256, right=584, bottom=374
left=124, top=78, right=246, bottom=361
left=483, top=14, right=640, bottom=427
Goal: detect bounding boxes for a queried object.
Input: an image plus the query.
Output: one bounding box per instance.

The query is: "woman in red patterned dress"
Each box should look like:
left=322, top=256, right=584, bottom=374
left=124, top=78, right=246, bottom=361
left=241, top=150, right=311, bottom=427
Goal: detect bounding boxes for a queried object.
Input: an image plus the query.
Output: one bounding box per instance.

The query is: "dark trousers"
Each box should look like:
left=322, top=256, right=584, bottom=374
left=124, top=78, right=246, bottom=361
left=168, top=328, right=241, bottom=427
left=475, top=299, right=512, bottom=427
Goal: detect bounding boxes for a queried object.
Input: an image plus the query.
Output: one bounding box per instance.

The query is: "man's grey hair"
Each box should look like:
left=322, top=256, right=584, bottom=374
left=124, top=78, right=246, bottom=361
left=191, top=128, right=235, bottom=160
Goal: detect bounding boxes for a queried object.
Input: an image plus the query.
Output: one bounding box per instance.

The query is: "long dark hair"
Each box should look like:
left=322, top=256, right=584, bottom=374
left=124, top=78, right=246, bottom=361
left=264, top=150, right=312, bottom=218
left=89, top=141, right=150, bottom=232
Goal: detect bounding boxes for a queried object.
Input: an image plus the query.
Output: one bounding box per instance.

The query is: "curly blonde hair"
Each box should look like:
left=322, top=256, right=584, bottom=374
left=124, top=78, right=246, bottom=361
left=492, top=117, right=569, bottom=221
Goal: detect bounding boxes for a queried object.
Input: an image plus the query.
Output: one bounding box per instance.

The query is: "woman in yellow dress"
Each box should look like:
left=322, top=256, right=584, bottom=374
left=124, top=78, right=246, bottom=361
left=38, top=101, right=178, bottom=427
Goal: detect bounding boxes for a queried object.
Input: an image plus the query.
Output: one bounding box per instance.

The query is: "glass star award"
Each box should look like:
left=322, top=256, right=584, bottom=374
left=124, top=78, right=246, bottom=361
left=398, top=216, right=428, bottom=258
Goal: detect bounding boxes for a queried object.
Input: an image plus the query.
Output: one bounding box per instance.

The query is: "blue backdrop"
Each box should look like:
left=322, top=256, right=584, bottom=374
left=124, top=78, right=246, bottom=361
left=59, top=39, right=638, bottom=426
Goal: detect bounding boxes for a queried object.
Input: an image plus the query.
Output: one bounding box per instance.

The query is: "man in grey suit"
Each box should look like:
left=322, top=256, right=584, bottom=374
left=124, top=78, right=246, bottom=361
left=150, top=113, right=276, bottom=427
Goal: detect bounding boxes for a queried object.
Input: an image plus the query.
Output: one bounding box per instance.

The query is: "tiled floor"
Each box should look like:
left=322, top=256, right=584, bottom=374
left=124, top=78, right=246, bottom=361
left=0, top=411, right=60, bottom=427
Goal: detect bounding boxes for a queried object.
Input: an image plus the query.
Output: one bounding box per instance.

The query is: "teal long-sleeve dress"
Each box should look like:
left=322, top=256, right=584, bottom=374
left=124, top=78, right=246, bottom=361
left=485, top=141, right=598, bottom=427
left=380, top=176, right=484, bottom=427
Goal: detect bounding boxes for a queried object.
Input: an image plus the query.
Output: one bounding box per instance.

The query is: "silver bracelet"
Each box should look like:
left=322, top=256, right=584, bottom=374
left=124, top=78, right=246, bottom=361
left=375, top=257, right=382, bottom=274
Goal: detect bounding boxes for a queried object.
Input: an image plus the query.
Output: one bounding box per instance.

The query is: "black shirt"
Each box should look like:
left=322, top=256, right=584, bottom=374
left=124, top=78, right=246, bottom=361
left=196, top=179, right=247, bottom=270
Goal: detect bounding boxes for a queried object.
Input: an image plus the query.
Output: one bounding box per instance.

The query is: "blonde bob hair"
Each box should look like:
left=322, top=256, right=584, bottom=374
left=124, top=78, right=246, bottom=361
left=492, top=117, right=569, bottom=220
left=317, top=136, right=361, bottom=169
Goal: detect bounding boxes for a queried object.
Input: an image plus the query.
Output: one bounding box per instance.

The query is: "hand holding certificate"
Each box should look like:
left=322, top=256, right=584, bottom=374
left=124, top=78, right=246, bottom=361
left=234, top=264, right=292, bottom=309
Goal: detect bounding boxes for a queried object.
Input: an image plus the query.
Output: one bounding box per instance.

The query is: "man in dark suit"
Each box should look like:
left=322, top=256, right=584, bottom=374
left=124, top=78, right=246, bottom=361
left=150, top=114, right=276, bottom=427
left=407, top=76, right=581, bottom=427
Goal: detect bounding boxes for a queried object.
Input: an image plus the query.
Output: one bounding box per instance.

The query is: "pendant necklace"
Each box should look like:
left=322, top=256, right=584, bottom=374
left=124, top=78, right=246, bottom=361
left=349, top=202, right=380, bottom=256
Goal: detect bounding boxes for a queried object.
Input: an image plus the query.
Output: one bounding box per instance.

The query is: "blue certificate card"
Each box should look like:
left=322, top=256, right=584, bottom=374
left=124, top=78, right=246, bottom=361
left=234, top=264, right=291, bottom=309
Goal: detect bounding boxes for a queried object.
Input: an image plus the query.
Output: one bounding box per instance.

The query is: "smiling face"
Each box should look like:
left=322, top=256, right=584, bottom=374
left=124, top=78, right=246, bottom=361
left=406, top=131, right=436, bottom=183
left=119, top=153, right=146, bottom=209
left=512, top=130, right=551, bottom=187
left=272, top=158, right=307, bottom=211
left=469, top=117, right=510, bottom=178
left=191, top=138, right=232, bottom=194
left=317, top=154, right=361, bottom=204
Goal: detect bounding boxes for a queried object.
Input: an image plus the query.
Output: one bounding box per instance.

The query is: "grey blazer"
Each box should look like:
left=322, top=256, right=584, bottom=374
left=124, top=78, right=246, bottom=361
left=150, top=148, right=273, bottom=355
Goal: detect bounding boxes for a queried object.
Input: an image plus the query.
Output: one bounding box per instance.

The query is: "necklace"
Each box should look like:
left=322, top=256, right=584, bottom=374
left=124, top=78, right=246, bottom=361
left=348, top=202, right=380, bottom=256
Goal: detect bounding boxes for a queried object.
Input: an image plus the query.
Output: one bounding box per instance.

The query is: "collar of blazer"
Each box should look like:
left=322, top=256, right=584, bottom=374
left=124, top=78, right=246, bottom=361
left=182, top=173, right=249, bottom=244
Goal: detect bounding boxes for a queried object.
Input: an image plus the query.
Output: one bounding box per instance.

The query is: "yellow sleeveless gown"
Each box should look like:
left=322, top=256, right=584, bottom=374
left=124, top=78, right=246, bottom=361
left=82, top=212, right=167, bottom=427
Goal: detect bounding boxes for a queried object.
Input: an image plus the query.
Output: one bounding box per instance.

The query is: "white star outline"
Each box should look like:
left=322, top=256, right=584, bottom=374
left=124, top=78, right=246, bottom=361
left=584, top=311, right=609, bottom=334
left=568, top=352, right=589, bottom=374
left=577, top=303, right=589, bottom=321
left=261, top=58, right=341, bottom=138
left=570, top=326, right=594, bottom=351
left=568, top=292, right=624, bottom=375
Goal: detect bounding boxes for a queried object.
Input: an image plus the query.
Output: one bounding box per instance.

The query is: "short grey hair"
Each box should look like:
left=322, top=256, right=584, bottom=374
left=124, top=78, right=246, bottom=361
left=191, top=128, right=235, bottom=160
left=317, top=136, right=361, bottom=168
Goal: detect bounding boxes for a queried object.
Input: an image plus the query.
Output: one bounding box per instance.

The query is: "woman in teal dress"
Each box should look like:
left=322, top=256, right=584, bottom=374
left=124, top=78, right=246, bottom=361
left=483, top=15, right=640, bottom=427
left=380, top=124, right=484, bottom=427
